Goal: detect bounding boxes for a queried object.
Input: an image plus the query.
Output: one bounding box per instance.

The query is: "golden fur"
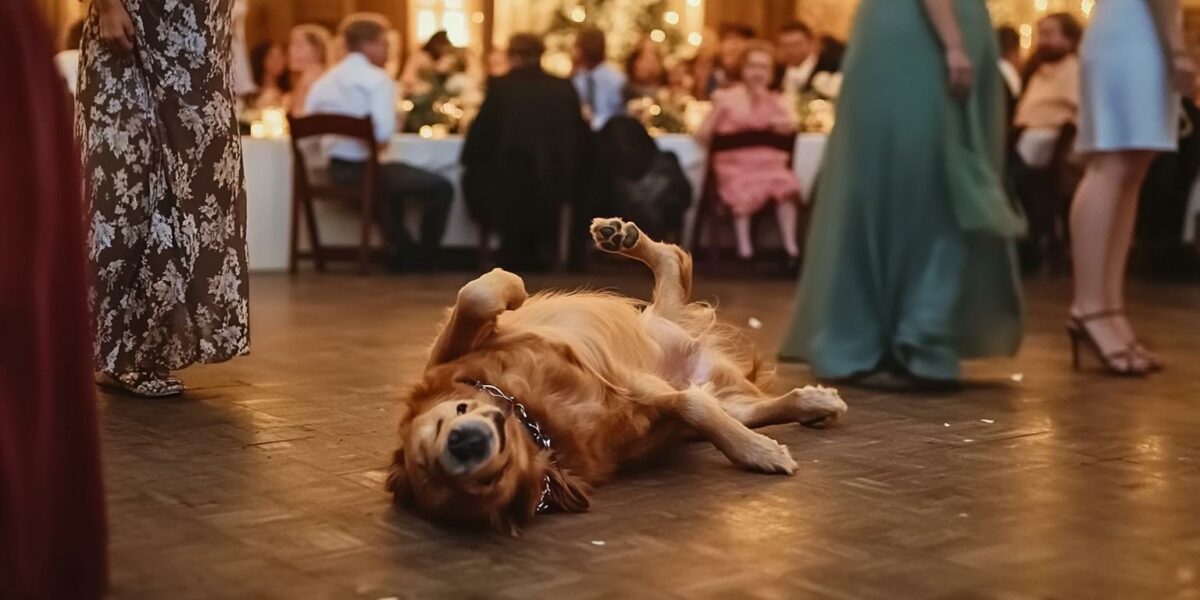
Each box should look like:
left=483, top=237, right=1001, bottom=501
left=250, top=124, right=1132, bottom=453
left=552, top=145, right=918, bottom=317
left=388, top=218, right=847, bottom=534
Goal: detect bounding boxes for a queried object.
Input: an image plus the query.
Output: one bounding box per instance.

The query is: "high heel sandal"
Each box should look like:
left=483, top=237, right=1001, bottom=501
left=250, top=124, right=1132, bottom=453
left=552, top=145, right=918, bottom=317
left=1110, top=307, right=1164, bottom=372
left=1066, top=311, right=1149, bottom=377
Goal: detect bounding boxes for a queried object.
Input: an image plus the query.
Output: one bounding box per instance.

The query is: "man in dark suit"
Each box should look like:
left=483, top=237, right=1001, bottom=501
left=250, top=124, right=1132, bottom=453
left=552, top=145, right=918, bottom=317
left=771, top=21, right=840, bottom=96
left=461, top=33, right=592, bottom=272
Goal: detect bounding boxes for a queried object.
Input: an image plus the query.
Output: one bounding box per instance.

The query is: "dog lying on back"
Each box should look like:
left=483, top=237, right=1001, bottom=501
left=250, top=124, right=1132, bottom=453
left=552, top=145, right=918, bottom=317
left=387, top=218, right=847, bottom=534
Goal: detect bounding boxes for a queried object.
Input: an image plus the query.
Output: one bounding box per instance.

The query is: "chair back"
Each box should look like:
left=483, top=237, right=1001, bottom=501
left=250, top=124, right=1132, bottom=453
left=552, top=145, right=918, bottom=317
left=287, top=113, right=380, bottom=170
left=287, top=114, right=379, bottom=199
left=285, top=113, right=381, bottom=274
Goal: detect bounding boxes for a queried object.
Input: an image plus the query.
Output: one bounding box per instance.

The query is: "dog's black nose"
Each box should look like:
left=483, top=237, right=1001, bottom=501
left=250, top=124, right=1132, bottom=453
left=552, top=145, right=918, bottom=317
left=447, top=425, right=492, bottom=462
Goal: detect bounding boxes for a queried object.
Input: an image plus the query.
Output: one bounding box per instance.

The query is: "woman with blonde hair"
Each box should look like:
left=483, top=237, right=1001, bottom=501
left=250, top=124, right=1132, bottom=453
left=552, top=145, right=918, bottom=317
left=286, top=24, right=332, bottom=115
left=695, top=40, right=803, bottom=266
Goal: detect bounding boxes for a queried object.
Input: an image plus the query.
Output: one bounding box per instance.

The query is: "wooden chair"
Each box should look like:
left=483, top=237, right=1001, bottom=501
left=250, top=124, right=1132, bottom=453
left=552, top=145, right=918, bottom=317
left=689, top=130, right=799, bottom=264
left=287, top=114, right=379, bottom=275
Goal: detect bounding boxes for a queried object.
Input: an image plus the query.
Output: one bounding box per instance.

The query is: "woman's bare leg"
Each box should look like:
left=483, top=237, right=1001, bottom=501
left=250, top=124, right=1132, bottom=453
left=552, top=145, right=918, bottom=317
left=773, top=199, right=801, bottom=258
left=733, top=215, right=754, bottom=259
left=1069, top=151, right=1153, bottom=370
left=1101, top=152, right=1157, bottom=357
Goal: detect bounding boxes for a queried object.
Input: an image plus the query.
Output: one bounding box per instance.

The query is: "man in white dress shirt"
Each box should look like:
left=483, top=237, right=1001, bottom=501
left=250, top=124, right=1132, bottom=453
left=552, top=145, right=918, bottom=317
left=773, top=21, right=820, bottom=96
left=306, top=13, right=452, bottom=272
left=571, top=28, right=626, bottom=130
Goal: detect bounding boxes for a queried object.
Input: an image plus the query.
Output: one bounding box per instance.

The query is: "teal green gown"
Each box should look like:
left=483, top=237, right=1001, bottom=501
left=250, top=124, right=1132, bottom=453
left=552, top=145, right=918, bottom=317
left=779, top=0, right=1025, bottom=381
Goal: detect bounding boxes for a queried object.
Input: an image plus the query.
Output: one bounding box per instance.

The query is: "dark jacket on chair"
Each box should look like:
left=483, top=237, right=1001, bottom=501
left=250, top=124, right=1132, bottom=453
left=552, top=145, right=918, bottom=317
left=461, top=66, right=592, bottom=253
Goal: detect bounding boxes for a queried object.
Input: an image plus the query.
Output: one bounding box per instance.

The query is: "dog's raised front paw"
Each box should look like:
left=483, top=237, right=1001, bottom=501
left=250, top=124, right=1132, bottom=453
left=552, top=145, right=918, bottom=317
left=737, top=433, right=797, bottom=475
left=590, top=217, right=641, bottom=253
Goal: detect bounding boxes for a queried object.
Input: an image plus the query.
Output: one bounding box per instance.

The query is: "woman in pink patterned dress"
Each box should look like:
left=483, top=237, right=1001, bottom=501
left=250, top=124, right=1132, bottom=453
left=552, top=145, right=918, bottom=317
left=697, top=41, right=803, bottom=263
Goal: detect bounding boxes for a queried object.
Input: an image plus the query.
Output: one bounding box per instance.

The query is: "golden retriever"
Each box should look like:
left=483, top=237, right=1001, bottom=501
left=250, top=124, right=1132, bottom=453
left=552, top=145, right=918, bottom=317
left=387, top=218, right=847, bottom=534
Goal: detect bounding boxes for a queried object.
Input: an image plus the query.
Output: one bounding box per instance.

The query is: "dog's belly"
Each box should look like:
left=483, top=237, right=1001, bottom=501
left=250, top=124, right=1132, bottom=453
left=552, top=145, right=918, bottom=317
left=641, top=313, right=714, bottom=389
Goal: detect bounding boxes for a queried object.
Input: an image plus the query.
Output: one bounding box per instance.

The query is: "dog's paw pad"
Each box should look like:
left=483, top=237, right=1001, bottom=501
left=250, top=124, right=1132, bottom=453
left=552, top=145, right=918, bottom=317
left=590, top=218, right=641, bottom=254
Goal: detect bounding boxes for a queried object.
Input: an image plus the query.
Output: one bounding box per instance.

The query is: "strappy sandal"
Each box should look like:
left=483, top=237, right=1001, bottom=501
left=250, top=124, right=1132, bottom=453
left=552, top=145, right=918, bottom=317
left=99, top=371, right=185, bottom=398
left=1066, top=311, right=1150, bottom=377
left=1110, top=307, right=1164, bottom=372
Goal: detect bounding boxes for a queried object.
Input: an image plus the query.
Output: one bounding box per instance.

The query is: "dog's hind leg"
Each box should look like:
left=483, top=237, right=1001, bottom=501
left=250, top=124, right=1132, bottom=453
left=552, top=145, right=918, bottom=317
left=427, top=268, right=527, bottom=368
left=719, top=386, right=848, bottom=430
left=590, top=218, right=693, bottom=320
left=632, top=375, right=796, bottom=474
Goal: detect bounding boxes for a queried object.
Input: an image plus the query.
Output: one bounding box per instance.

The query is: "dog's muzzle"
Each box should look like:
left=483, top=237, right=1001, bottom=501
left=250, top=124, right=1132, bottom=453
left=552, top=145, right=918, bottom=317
left=441, top=421, right=494, bottom=474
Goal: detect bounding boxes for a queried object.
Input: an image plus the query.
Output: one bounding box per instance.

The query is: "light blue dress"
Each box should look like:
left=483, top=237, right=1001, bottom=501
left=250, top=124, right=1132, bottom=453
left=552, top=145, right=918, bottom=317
left=1077, top=0, right=1180, bottom=152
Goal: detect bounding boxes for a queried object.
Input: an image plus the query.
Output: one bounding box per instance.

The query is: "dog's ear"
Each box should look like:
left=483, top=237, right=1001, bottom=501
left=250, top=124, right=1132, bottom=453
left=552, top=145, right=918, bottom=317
left=385, top=449, right=409, bottom=503
left=545, top=464, right=591, bottom=513
left=492, top=482, right=537, bottom=537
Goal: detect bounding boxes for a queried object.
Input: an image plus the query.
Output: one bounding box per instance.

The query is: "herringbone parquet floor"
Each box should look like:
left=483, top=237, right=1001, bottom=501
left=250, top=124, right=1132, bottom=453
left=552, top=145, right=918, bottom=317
left=100, top=269, right=1200, bottom=599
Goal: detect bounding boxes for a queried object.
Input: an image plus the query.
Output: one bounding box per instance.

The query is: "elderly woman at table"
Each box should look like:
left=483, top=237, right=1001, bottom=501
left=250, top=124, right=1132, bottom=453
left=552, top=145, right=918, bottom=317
left=696, top=40, right=803, bottom=266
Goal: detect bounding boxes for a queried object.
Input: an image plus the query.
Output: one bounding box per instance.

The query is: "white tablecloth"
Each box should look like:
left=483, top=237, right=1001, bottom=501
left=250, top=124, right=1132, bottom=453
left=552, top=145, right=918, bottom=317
left=242, top=133, right=828, bottom=271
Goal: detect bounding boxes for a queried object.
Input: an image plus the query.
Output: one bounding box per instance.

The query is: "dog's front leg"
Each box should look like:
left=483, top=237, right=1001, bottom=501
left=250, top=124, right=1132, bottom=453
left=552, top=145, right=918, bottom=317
left=427, top=269, right=527, bottom=367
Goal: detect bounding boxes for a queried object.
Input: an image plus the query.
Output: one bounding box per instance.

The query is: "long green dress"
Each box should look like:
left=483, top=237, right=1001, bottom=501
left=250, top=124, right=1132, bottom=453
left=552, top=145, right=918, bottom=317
left=779, top=0, right=1024, bottom=381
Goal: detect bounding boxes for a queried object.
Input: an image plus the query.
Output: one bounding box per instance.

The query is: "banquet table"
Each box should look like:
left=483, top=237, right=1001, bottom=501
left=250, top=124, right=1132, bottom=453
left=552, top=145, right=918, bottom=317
left=241, top=133, right=829, bottom=271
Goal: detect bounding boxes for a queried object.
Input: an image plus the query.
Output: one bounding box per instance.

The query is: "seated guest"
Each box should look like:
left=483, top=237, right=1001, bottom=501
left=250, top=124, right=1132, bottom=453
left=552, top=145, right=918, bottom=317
left=400, top=30, right=483, bottom=94
left=695, top=41, right=803, bottom=266
left=772, top=21, right=835, bottom=96
left=287, top=24, right=332, bottom=115
left=1013, top=13, right=1082, bottom=168
left=53, top=19, right=84, bottom=95
left=249, top=41, right=289, bottom=109
left=485, top=47, right=510, bottom=78
left=666, top=58, right=694, bottom=98
left=708, top=24, right=754, bottom=95
left=625, top=38, right=668, bottom=99
left=306, top=14, right=453, bottom=272
left=996, top=26, right=1023, bottom=110
left=572, top=27, right=625, bottom=130
left=689, top=31, right=720, bottom=100
left=462, top=33, right=591, bottom=271
left=1011, top=13, right=1083, bottom=273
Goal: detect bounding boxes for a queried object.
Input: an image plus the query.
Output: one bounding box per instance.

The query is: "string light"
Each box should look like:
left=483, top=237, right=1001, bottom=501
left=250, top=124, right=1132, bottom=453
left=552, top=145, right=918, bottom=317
left=687, top=32, right=702, bottom=46
left=664, top=11, right=679, bottom=25
left=1019, top=23, right=1032, bottom=49
left=1081, top=0, right=1094, bottom=16
left=650, top=29, right=666, bottom=43
left=570, top=6, right=586, bottom=22
left=686, top=0, right=700, bottom=7
left=1034, top=0, right=1048, bottom=12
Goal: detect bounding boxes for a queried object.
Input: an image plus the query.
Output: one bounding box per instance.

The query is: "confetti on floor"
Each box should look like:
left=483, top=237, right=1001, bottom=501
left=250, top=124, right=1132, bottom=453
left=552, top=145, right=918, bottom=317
left=963, top=439, right=975, bottom=443
left=943, top=423, right=951, bottom=427
left=591, top=540, right=606, bottom=546
left=748, top=317, right=763, bottom=329
left=1010, top=373, right=1025, bottom=383
left=980, top=419, right=995, bottom=424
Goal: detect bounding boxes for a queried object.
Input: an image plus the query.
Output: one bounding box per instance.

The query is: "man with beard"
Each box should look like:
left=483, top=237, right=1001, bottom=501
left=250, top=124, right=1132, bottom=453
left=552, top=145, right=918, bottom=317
left=1011, top=12, right=1084, bottom=272
left=1014, top=13, right=1083, bottom=167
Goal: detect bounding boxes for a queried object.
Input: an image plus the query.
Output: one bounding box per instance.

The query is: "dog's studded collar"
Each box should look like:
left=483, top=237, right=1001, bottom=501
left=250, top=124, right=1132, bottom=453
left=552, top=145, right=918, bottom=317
left=469, top=380, right=555, bottom=514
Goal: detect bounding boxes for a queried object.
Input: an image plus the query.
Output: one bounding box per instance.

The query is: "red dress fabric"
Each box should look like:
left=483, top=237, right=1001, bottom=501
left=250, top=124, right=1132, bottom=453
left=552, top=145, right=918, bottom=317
left=0, top=1, right=108, bottom=598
